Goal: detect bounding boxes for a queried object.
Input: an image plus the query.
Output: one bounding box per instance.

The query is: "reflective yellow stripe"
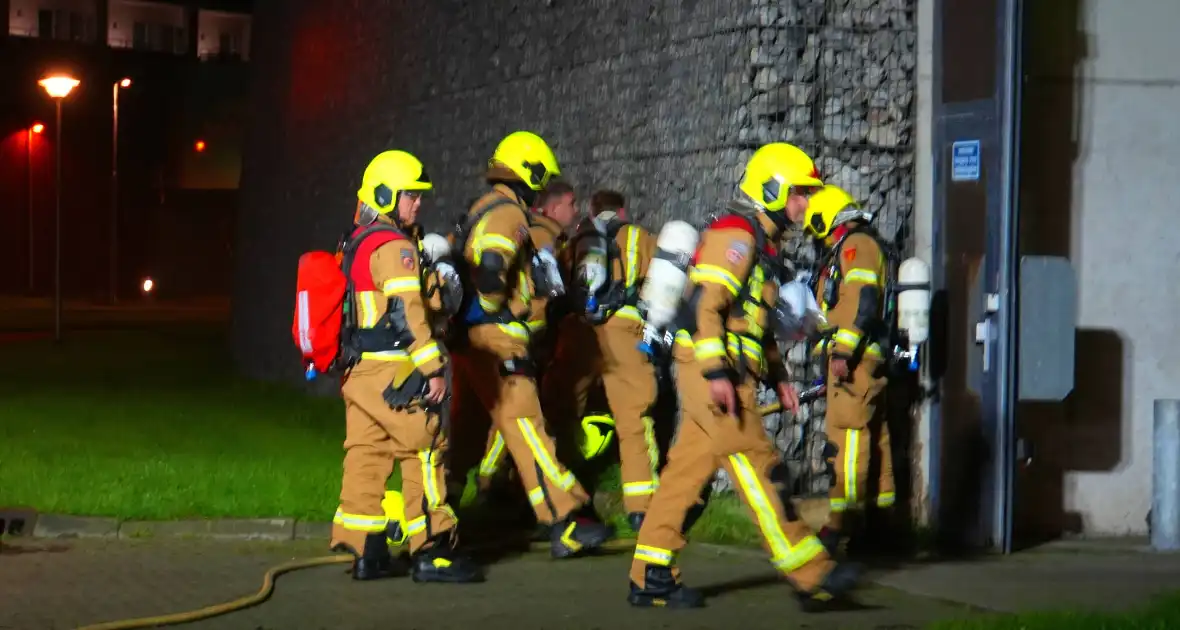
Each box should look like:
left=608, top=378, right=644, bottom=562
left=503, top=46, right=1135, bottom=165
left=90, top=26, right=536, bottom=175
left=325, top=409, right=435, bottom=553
left=634, top=544, right=675, bottom=566
left=527, top=319, right=546, bottom=332
left=624, top=226, right=639, bottom=288
left=728, top=453, right=825, bottom=573
left=674, top=330, right=694, bottom=347
left=411, top=342, right=441, bottom=368
left=844, top=269, right=881, bottom=286
left=358, top=290, right=380, bottom=328
left=725, top=332, right=764, bottom=369
left=516, top=418, right=576, bottom=491
left=479, top=432, right=506, bottom=477
left=832, top=328, right=862, bottom=351
left=405, top=515, right=427, bottom=536
left=498, top=322, right=530, bottom=341
left=359, top=350, right=410, bottom=361
left=642, top=416, right=660, bottom=481
left=613, top=305, right=643, bottom=322
left=519, top=270, right=531, bottom=304
left=877, top=491, right=896, bottom=508
left=528, top=486, right=546, bottom=506
left=478, top=295, right=500, bottom=312
left=333, top=508, right=388, bottom=532
left=623, top=481, right=658, bottom=496
left=418, top=449, right=442, bottom=509
left=689, top=264, right=742, bottom=296
left=382, top=277, right=421, bottom=295
left=812, top=338, right=882, bottom=359
left=475, top=234, right=518, bottom=257
left=693, top=337, right=726, bottom=361
left=829, top=498, right=848, bottom=513
left=844, top=429, right=860, bottom=504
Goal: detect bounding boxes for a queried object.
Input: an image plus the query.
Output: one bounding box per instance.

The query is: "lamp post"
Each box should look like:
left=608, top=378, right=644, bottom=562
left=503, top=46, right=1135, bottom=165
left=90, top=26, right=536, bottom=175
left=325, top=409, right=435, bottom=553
left=38, top=74, right=80, bottom=343
left=111, top=77, right=131, bottom=304
left=27, top=122, right=43, bottom=295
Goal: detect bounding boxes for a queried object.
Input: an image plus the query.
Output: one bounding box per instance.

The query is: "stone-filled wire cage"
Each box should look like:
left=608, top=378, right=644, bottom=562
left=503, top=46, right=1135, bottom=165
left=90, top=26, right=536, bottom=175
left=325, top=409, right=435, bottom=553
left=240, top=0, right=916, bottom=496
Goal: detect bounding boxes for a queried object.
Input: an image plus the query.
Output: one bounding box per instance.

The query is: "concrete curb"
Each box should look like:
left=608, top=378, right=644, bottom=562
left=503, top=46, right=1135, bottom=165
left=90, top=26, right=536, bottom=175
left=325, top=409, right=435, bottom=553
left=24, top=514, right=334, bottom=542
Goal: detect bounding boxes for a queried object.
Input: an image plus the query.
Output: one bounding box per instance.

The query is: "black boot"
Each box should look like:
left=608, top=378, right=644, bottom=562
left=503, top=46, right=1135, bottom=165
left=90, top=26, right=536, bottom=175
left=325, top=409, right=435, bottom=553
left=796, top=561, right=864, bottom=612
left=411, top=537, right=485, bottom=584
left=349, top=533, right=409, bottom=581
left=628, top=565, right=705, bottom=608
left=627, top=512, right=645, bottom=534
left=550, top=513, right=613, bottom=559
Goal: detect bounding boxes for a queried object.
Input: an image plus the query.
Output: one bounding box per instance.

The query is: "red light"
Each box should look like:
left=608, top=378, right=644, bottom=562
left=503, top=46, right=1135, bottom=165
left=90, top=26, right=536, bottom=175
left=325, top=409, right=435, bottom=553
left=194, top=140, right=206, bottom=152
left=31, top=123, right=44, bottom=134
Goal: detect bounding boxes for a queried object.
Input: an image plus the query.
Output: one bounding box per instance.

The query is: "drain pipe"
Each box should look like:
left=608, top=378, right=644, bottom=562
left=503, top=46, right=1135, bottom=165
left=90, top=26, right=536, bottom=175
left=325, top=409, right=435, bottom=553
left=1153, top=399, right=1180, bottom=551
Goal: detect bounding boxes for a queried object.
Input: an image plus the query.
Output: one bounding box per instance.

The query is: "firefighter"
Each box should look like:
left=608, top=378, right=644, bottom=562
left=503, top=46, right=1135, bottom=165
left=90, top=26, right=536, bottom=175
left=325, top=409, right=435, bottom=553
left=542, top=190, right=662, bottom=531
left=473, top=179, right=579, bottom=509
left=330, top=150, right=482, bottom=583
left=627, top=143, right=861, bottom=610
left=450, top=131, right=613, bottom=557
left=803, top=184, right=894, bottom=555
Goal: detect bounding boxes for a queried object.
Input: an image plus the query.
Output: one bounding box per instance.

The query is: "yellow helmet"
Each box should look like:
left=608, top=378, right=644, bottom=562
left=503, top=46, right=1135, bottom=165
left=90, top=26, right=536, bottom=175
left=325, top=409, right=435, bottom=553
left=356, top=150, right=433, bottom=215
left=490, top=131, right=561, bottom=191
left=579, top=414, right=616, bottom=460
left=737, top=143, right=824, bottom=213
left=804, top=185, right=872, bottom=239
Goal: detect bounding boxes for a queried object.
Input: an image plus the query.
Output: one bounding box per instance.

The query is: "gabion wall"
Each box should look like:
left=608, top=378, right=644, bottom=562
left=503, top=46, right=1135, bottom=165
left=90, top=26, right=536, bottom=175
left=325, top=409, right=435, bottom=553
left=236, top=0, right=917, bottom=494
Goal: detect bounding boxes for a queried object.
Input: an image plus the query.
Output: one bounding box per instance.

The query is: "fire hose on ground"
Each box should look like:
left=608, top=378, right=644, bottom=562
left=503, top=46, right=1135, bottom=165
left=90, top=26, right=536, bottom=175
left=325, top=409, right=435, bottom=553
left=74, top=385, right=825, bottom=630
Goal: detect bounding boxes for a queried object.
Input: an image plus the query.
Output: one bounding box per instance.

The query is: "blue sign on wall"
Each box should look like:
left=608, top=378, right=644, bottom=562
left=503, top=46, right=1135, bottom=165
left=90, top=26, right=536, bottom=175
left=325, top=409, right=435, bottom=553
left=951, top=140, right=981, bottom=182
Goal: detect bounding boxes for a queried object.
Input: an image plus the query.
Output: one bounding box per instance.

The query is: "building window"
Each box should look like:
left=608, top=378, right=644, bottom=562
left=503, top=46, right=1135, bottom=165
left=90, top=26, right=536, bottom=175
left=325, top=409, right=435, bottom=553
left=37, top=9, right=52, bottom=38
left=132, top=21, right=147, bottom=49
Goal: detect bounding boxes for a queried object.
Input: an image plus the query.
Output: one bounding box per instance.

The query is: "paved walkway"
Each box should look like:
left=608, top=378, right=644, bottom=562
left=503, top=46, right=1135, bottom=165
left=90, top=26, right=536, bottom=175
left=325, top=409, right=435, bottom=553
left=1, top=538, right=973, bottom=630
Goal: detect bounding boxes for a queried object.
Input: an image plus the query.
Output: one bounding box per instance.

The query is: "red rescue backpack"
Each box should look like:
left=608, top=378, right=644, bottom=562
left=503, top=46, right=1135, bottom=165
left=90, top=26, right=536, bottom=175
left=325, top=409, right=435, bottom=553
left=292, top=223, right=406, bottom=380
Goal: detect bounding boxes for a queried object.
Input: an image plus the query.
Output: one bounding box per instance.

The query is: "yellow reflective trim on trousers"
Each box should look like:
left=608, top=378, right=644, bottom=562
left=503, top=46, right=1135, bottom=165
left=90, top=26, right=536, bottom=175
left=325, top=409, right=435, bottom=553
left=694, top=337, right=726, bottom=361
left=411, top=342, right=441, bottom=368
left=689, top=264, right=742, bottom=296
left=516, top=417, right=576, bottom=491
left=634, top=544, right=675, bottom=566
left=333, top=508, right=388, bottom=532
left=877, top=491, right=896, bottom=508
left=382, top=277, right=421, bottom=295
left=405, top=515, right=427, bottom=536
left=843, top=269, right=881, bottom=286
left=843, top=429, right=860, bottom=504
left=479, top=432, right=506, bottom=477
left=829, top=498, right=848, bottom=513
left=528, top=486, right=546, bottom=506
left=498, top=322, right=530, bottom=341
left=625, top=226, right=639, bottom=288
left=728, top=452, right=823, bottom=573
left=359, top=350, right=410, bottom=361
left=642, top=416, right=660, bottom=481
left=358, top=291, right=380, bottom=328
left=623, top=481, right=657, bottom=496
left=418, top=449, right=442, bottom=509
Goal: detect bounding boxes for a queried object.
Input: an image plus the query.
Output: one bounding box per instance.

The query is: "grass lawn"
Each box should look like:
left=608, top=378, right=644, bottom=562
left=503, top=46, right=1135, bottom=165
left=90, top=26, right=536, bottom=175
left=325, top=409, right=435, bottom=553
left=0, top=325, right=759, bottom=541
left=930, top=591, right=1180, bottom=630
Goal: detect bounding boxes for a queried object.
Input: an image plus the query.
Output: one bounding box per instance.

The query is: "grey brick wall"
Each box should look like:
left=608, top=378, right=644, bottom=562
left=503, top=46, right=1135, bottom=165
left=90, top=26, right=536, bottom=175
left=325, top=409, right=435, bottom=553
left=235, top=0, right=917, bottom=492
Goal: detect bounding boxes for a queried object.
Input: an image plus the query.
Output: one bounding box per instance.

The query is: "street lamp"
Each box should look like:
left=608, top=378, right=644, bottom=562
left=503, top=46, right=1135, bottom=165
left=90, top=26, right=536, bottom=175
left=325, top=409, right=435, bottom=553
left=111, top=77, right=131, bottom=304
left=27, top=122, right=43, bottom=295
left=38, top=74, right=80, bottom=343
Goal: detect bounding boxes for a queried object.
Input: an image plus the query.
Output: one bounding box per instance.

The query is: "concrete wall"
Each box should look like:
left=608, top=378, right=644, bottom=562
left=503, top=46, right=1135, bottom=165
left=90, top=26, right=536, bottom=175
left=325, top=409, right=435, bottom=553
left=1019, top=0, right=1180, bottom=535
left=9, top=0, right=95, bottom=39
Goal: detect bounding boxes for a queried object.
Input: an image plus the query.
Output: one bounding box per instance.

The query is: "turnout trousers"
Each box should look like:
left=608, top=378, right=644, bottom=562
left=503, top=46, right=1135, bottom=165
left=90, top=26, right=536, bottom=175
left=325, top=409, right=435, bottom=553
left=823, top=356, right=893, bottom=531
left=331, top=359, right=456, bottom=556
left=450, top=322, right=590, bottom=523
left=630, top=346, right=833, bottom=592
